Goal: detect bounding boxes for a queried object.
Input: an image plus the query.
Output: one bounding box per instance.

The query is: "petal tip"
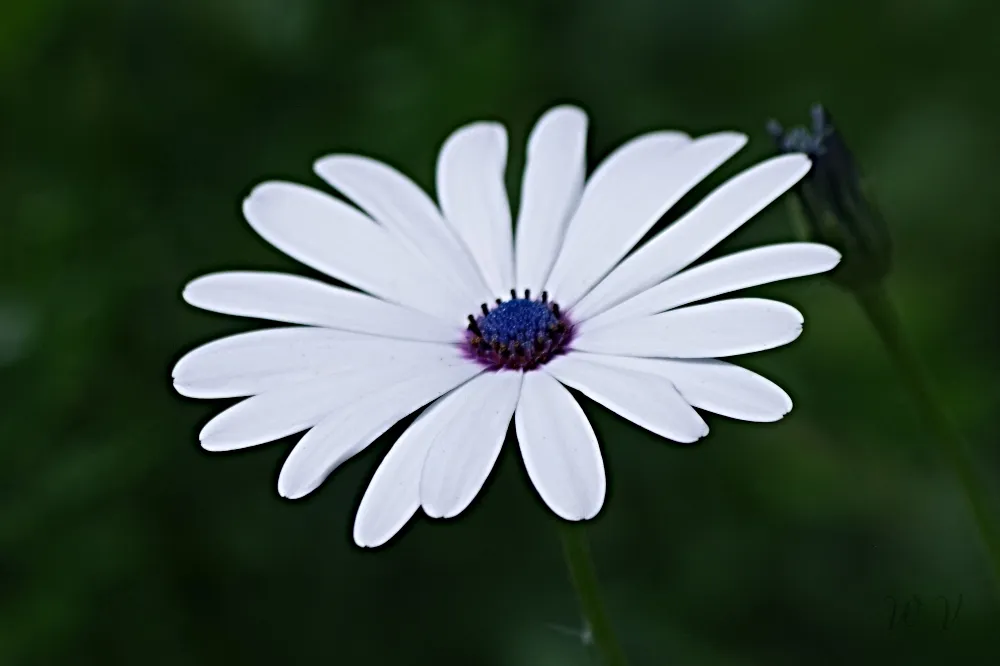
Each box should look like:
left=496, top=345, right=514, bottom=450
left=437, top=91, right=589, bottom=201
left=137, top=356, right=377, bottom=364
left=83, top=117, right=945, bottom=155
left=783, top=154, right=814, bottom=180
left=313, top=153, right=366, bottom=178
left=826, top=246, right=844, bottom=266
left=244, top=180, right=279, bottom=203
left=242, top=181, right=295, bottom=227
left=784, top=302, right=806, bottom=326
left=554, top=509, right=585, bottom=521
left=277, top=484, right=301, bottom=500
left=682, top=424, right=711, bottom=444
left=762, top=152, right=813, bottom=182
left=757, top=405, right=791, bottom=423
left=180, top=279, right=204, bottom=306
left=197, top=421, right=210, bottom=438
left=199, top=437, right=228, bottom=453
left=276, top=470, right=315, bottom=499
left=708, top=131, right=749, bottom=149
left=312, top=154, right=338, bottom=175
left=448, top=120, right=507, bottom=144
left=548, top=102, right=586, bottom=113
left=172, top=378, right=195, bottom=396
left=775, top=152, right=811, bottom=166
left=558, top=504, right=603, bottom=521
left=352, top=524, right=380, bottom=549
left=241, top=191, right=263, bottom=227
left=420, top=502, right=447, bottom=520
left=539, top=103, right=588, bottom=126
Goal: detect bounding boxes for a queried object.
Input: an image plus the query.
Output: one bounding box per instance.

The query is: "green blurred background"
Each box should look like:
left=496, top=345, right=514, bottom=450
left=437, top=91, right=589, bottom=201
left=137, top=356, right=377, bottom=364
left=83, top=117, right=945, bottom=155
left=3, top=0, right=999, bottom=664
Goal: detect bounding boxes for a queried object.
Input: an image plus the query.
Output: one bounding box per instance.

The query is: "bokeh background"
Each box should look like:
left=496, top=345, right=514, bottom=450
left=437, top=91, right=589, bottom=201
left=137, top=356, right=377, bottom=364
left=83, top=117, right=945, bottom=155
left=3, top=0, right=1000, bottom=664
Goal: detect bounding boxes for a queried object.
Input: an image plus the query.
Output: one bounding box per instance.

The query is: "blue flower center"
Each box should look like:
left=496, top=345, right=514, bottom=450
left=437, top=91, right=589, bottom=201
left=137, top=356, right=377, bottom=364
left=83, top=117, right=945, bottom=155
left=481, top=298, right=558, bottom=348
left=465, top=289, right=572, bottom=370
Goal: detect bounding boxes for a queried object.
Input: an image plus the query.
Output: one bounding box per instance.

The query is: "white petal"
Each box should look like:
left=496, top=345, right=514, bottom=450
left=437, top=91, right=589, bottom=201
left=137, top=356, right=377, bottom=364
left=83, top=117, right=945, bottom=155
left=172, top=327, right=458, bottom=399
left=174, top=327, right=372, bottom=399
left=277, top=362, right=483, bottom=499
left=420, top=371, right=522, bottom=519
left=514, top=370, right=605, bottom=520
left=573, top=298, right=804, bottom=358
left=582, top=243, right=840, bottom=329
left=198, top=344, right=471, bottom=451
left=353, top=393, right=450, bottom=548
left=314, top=155, right=491, bottom=304
left=243, top=181, right=463, bottom=320
left=545, top=355, right=707, bottom=443
left=581, top=354, right=792, bottom=422
left=571, top=154, right=812, bottom=321
left=545, top=132, right=746, bottom=309
left=436, top=122, right=514, bottom=297
left=514, top=106, right=588, bottom=292
left=183, top=272, right=461, bottom=342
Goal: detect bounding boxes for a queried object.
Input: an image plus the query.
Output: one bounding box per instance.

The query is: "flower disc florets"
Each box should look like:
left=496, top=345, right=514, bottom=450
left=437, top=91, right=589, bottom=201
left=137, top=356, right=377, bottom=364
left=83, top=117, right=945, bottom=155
left=466, top=289, right=572, bottom=370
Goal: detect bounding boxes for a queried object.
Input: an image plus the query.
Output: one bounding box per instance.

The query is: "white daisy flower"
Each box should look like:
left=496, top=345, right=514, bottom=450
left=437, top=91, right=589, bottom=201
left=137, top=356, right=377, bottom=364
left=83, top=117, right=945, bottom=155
left=173, top=105, right=840, bottom=547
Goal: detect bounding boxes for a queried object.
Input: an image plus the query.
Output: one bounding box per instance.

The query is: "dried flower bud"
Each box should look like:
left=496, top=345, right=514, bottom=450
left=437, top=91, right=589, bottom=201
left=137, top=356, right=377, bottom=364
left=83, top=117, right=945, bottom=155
left=767, top=105, right=891, bottom=289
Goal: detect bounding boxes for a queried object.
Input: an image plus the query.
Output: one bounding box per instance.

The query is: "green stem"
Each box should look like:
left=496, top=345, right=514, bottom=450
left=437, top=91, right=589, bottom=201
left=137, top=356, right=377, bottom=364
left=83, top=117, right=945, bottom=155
left=557, top=522, right=630, bottom=666
left=853, top=282, right=1000, bottom=589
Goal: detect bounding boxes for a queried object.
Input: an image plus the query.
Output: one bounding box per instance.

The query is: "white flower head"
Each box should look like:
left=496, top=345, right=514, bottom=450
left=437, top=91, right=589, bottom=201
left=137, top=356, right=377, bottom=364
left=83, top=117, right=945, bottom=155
left=173, top=105, right=840, bottom=547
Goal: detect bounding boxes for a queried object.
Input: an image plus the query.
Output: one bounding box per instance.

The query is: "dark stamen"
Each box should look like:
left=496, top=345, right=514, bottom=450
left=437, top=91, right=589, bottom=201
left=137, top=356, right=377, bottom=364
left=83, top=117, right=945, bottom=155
left=465, top=292, right=571, bottom=371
